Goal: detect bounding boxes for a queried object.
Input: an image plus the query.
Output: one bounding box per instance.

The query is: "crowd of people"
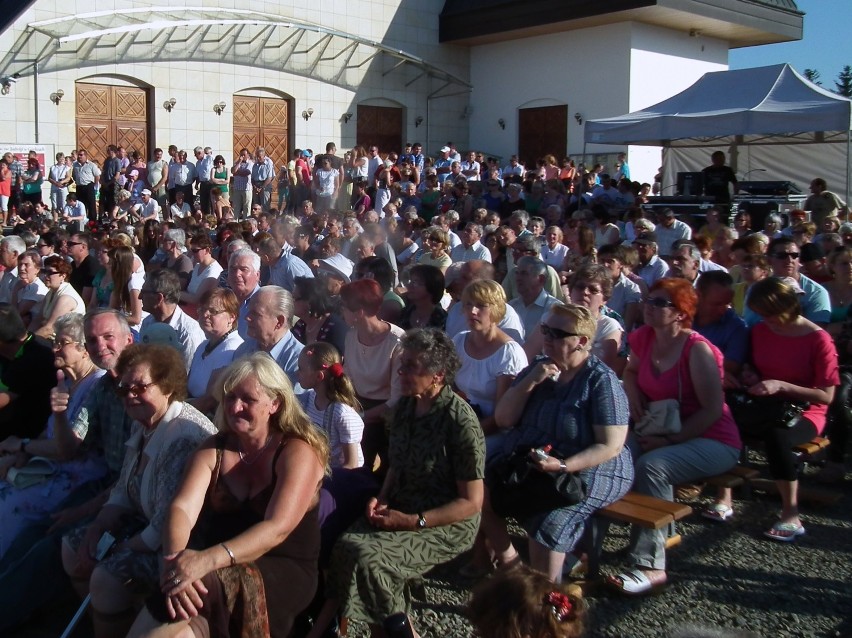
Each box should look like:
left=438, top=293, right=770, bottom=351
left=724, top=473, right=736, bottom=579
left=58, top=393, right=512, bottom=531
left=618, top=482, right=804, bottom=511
left=0, top=139, right=848, bottom=638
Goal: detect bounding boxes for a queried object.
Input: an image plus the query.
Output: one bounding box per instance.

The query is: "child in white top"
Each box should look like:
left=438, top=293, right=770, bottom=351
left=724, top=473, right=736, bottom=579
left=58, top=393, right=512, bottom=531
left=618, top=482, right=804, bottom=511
left=297, top=342, right=365, bottom=469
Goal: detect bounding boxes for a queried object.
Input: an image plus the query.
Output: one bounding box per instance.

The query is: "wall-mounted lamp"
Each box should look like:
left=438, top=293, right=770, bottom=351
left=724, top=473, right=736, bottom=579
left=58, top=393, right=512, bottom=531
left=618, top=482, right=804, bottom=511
left=574, top=112, right=583, bottom=125
left=414, top=116, right=424, bottom=128
left=213, top=101, right=226, bottom=115
left=497, top=118, right=505, bottom=130
left=0, top=75, right=18, bottom=96
left=689, top=28, right=702, bottom=38
left=302, top=108, right=314, bottom=121
left=342, top=112, right=353, bottom=123
left=49, top=89, right=65, bottom=105
left=163, top=97, right=176, bottom=112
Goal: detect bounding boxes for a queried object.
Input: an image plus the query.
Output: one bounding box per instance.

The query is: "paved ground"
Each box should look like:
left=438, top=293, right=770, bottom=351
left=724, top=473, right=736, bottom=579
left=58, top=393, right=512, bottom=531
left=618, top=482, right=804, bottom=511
left=11, top=455, right=852, bottom=638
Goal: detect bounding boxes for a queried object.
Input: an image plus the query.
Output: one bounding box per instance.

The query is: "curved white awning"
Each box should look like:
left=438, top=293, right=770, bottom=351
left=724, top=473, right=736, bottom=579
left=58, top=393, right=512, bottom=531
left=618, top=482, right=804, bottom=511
left=0, top=7, right=471, bottom=94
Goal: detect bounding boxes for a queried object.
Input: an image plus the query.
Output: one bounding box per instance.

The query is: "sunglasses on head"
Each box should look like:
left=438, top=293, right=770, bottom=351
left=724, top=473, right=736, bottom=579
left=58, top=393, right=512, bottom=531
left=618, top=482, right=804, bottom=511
left=540, top=324, right=580, bottom=340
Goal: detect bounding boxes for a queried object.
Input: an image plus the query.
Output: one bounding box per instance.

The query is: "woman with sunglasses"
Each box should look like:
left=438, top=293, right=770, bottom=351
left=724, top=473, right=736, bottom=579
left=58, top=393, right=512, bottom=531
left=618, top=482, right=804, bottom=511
left=179, top=233, right=223, bottom=313
left=61, top=344, right=215, bottom=638
left=479, top=303, right=633, bottom=580
left=610, top=278, right=741, bottom=595
left=31, top=255, right=86, bottom=339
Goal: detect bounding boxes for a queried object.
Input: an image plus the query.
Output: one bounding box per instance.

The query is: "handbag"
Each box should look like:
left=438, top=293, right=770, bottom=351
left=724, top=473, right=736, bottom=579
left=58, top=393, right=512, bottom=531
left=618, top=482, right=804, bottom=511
left=725, top=390, right=808, bottom=437
left=486, top=447, right=586, bottom=521
left=633, top=358, right=683, bottom=437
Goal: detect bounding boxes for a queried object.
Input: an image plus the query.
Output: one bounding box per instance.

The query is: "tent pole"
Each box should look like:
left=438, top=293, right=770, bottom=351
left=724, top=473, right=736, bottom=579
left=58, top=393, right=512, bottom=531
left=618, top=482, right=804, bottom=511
left=847, top=131, right=851, bottom=220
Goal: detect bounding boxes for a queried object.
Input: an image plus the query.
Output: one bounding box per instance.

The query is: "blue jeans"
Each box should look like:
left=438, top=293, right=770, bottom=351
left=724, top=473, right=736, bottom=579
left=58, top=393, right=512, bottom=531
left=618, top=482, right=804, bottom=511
left=0, top=478, right=107, bottom=632
left=626, top=436, right=740, bottom=571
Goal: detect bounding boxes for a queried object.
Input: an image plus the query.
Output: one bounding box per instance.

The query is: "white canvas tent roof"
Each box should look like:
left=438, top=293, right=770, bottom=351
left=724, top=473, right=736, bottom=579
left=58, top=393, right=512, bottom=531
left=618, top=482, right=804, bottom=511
left=585, top=63, right=852, bottom=147
left=584, top=63, right=852, bottom=205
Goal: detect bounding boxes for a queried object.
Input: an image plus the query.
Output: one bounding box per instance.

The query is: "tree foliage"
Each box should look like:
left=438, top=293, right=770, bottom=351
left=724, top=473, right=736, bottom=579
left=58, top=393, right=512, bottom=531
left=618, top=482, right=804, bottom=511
left=835, top=65, right=852, bottom=98
left=803, top=68, right=822, bottom=85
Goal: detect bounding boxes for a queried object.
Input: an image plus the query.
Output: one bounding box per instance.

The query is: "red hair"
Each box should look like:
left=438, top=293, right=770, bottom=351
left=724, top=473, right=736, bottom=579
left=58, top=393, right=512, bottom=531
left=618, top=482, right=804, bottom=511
left=340, top=279, right=383, bottom=316
left=650, top=278, right=697, bottom=328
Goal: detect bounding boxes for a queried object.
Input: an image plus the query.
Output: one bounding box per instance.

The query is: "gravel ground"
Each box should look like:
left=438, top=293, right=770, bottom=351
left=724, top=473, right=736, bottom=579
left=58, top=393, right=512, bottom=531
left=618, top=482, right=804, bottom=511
left=342, top=457, right=852, bottom=638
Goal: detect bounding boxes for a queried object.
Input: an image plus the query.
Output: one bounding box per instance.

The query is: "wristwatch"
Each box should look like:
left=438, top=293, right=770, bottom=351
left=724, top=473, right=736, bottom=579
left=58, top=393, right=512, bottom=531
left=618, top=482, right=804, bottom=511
left=558, top=461, right=568, bottom=473
left=416, top=513, right=427, bottom=530
left=20, top=438, right=31, bottom=453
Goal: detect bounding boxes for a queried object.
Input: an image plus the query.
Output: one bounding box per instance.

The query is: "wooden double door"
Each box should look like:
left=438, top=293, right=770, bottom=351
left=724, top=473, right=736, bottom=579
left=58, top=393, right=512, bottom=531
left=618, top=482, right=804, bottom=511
left=357, top=105, right=402, bottom=156
left=518, top=105, right=567, bottom=171
left=75, top=83, right=149, bottom=166
left=233, top=96, right=290, bottom=189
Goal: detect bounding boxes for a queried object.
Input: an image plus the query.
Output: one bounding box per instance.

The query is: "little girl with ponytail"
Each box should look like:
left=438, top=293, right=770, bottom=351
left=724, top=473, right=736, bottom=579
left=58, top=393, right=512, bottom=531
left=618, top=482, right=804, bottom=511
left=297, top=342, right=365, bottom=469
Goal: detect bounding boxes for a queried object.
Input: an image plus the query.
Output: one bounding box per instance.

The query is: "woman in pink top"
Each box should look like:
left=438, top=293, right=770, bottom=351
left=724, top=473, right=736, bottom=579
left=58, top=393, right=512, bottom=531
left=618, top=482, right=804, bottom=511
left=707, top=278, right=838, bottom=541
left=609, top=278, right=741, bottom=596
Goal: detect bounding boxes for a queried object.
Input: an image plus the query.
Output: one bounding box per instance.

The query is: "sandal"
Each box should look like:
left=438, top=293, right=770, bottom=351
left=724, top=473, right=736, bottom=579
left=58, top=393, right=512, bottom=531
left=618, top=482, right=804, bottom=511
left=702, top=503, right=734, bottom=522
left=675, top=483, right=705, bottom=500
left=763, top=521, right=805, bottom=542
left=606, top=569, right=667, bottom=596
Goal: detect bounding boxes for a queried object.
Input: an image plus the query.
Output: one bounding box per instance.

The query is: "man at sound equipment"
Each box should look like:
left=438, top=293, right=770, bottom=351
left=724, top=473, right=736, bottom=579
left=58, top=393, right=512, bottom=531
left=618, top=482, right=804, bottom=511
left=701, top=151, right=738, bottom=206
left=804, top=177, right=848, bottom=227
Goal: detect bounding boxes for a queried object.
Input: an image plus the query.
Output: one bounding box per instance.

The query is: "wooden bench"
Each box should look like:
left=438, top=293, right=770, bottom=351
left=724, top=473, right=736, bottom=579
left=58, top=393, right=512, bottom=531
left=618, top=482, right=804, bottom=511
left=579, top=492, right=693, bottom=580
left=793, top=436, right=830, bottom=458
left=706, top=465, right=761, bottom=489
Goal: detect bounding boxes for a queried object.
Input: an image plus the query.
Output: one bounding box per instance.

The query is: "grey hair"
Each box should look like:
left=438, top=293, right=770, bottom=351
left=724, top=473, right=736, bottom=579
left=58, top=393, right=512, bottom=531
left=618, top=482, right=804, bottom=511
left=54, top=312, right=86, bottom=344
left=766, top=213, right=783, bottom=226
left=147, top=269, right=182, bottom=304
left=510, top=209, right=530, bottom=227
left=257, top=285, right=294, bottom=321
left=229, top=247, right=261, bottom=272
left=193, top=146, right=203, bottom=154
left=445, top=210, right=460, bottom=222
left=466, top=223, right=484, bottom=237
left=1, top=235, right=26, bottom=256
left=400, top=328, right=462, bottom=386
left=634, top=218, right=656, bottom=232
left=516, top=255, right=548, bottom=278
left=84, top=309, right=132, bottom=340
left=165, top=228, right=186, bottom=249
left=514, top=234, right=541, bottom=255
left=228, top=239, right=249, bottom=253
left=677, top=242, right=702, bottom=263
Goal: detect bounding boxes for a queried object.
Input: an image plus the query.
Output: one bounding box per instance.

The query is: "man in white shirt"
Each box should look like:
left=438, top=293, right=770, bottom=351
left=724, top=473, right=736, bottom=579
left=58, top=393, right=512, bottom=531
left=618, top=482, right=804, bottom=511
left=509, top=256, right=560, bottom=341
left=0, top=236, right=24, bottom=304
left=139, top=269, right=205, bottom=370
left=62, top=193, right=88, bottom=232
left=451, top=223, right=492, bottom=263
left=634, top=231, right=670, bottom=288
left=460, top=151, right=480, bottom=181
left=138, top=189, right=162, bottom=222
left=502, top=155, right=525, bottom=184
left=195, top=146, right=214, bottom=214
left=434, top=147, right=453, bottom=184
left=654, top=208, right=693, bottom=258
left=147, top=148, right=170, bottom=210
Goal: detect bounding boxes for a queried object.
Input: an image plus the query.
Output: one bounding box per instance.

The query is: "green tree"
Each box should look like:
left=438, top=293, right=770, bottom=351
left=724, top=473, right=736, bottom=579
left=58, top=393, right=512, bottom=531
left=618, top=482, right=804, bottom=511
left=835, top=65, right=852, bottom=97
left=803, top=68, right=822, bottom=86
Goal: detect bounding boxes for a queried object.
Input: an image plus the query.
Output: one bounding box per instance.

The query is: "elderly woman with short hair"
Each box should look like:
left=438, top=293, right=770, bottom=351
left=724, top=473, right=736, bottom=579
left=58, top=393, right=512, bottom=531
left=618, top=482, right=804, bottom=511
left=62, top=345, right=215, bottom=637
left=162, top=229, right=193, bottom=291
left=180, top=233, right=223, bottom=311
left=32, top=255, right=86, bottom=338
left=312, top=328, right=485, bottom=638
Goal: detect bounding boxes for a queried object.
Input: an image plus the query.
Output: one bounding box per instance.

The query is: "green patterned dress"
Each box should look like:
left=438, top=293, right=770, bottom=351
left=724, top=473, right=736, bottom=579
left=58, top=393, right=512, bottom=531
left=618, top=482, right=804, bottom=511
left=327, top=384, right=484, bottom=624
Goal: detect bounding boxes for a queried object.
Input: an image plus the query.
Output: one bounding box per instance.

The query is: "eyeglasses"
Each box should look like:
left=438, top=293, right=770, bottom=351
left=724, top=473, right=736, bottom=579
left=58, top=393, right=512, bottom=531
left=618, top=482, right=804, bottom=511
left=772, top=252, right=800, bottom=260
left=540, top=324, right=580, bottom=340
left=571, top=283, right=603, bottom=295
left=52, top=339, right=80, bottom=351
left=66, top=241, right=84, bottom=247
left=116, top=381, right=155, bottom=398
left=41, top=270, right=61, bottom=277
left=644, top=297, right=676, bottom=308
left=190, top=247, right=205, bottom=253
left=199, top=307, right=228, bottom=316
left=36, top=243, right=49, bottom=249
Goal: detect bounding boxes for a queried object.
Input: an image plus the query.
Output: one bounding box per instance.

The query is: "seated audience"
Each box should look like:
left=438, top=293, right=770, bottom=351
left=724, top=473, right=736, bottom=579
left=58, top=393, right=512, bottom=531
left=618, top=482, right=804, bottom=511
left=128, top=353, right=328, bottom=638
left=482, top=303, right=633, bottom=580
left=398, top=264, right=447, bottom=330
left=32, top=255, right=86, bottom=338
left=61, top=345, right=215, bottom=638
left=611, top=278, right=741, bottom=595
left=292, top=275, right=348, bottom=356
left=706, top=278, right=838, bottom=539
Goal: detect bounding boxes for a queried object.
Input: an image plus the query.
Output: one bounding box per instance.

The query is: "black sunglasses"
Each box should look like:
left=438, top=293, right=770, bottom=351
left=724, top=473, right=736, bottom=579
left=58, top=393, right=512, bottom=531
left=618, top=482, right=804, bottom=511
left=540, top=324, right=580, bottom=340
left=644, top=297, right=676, bottom=308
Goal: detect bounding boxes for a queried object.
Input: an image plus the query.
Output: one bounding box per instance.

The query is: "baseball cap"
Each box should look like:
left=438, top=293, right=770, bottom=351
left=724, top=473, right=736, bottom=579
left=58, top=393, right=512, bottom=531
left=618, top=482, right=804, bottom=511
left=440, top=146, right=451, bottom=153
left=634, top=231, right=658, bottom=244
left=318, top=254, right=353, bottom=283
left=141, top=188, right=152, bottom=196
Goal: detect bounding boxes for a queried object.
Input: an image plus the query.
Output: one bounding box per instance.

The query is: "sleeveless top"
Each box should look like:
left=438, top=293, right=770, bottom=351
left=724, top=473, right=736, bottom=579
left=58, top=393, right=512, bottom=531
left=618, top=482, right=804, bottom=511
left=204, top=434, right=320, bottom=562
left=214, top=169, right=229, bottom=194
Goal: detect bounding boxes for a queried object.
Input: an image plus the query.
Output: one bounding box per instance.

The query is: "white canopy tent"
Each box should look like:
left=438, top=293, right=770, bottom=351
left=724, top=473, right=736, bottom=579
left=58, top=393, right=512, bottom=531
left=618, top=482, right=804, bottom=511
left=584, top=63, right=852, bottom=204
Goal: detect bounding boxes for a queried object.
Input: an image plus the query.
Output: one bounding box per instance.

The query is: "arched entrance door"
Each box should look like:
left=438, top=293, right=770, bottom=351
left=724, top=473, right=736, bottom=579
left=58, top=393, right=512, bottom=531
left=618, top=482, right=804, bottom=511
left=518, top=105, right=567, bottom=171
left=233, top=95, right=291, bottom=201
left=75, top=81, right=150, bottom=166
left=357, top=105, right=402, bottom=156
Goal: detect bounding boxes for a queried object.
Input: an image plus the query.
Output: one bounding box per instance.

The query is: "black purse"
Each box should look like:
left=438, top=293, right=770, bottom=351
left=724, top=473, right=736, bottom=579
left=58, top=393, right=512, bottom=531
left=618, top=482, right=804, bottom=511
left=725, top=391, right=809, bottom=438
left=486, top=447, right=586, bottom=521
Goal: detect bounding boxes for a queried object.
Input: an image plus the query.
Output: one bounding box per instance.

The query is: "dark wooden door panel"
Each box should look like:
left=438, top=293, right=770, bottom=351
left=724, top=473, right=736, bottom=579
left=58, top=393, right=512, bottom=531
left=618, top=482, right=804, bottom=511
left=76, top=82, right=149, bottom=166
left=518, top=105, right=567, bottom=171
left=357, top=105, right=402, bottom=156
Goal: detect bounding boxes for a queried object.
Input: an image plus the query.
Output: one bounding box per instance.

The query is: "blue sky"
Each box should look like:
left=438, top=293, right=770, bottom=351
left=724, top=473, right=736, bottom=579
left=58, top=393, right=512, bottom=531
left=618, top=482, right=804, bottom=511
left=729, top=0, right=852, bottom=87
